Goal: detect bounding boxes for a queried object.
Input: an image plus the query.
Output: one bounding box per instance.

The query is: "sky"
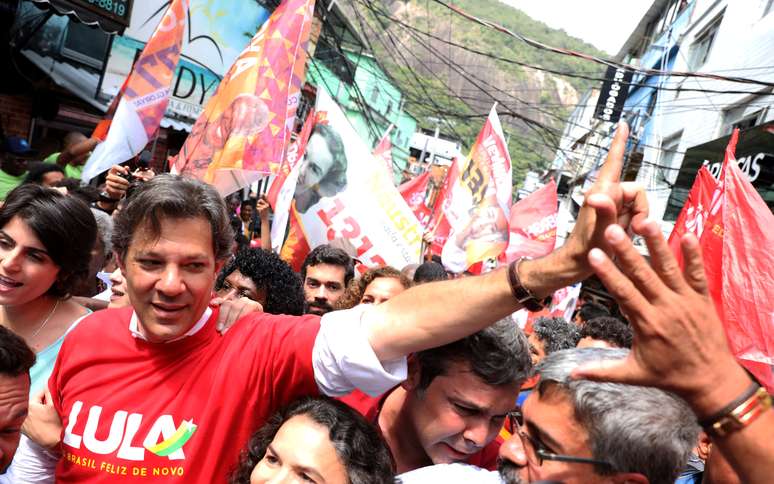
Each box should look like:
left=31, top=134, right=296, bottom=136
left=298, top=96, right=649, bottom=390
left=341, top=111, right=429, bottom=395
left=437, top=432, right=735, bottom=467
left=500, top=0, right=654, bottom=54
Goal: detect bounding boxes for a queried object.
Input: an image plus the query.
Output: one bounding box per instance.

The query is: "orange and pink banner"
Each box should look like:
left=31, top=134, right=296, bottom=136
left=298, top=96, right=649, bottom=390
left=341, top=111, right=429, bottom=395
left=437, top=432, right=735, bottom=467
left=82, top=0, right=189, bottom=181
left=172, top=0, right=315, bottom=195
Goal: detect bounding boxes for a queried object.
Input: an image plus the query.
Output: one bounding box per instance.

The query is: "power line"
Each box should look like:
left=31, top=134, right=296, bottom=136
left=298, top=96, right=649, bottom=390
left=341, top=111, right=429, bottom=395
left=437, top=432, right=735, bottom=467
left=430, top=0, right=774, bottom=88
left=355, top=0, right=774, bottom=97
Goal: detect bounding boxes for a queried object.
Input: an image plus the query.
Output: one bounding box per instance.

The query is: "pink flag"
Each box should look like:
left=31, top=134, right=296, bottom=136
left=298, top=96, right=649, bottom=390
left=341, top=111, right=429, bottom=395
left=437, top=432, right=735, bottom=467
left=398, top=172, right=432, bottom=229
left=720, top=132, right=774, bottom=391
left=499, top=180, right=558, bottom=263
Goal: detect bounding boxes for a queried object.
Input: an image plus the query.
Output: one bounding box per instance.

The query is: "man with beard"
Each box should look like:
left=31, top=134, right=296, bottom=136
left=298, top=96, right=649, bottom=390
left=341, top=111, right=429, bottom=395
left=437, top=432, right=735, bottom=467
left=400, top=348, right=699, bottom=484
left=300, top=244, right=354, bottom=315
left=399, top=215, right=774, bottom=484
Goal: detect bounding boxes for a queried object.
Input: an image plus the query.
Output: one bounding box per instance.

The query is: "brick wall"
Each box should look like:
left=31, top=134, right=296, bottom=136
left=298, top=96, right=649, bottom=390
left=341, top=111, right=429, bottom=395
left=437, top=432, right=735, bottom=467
left=0, top=93, right=33, bottom=138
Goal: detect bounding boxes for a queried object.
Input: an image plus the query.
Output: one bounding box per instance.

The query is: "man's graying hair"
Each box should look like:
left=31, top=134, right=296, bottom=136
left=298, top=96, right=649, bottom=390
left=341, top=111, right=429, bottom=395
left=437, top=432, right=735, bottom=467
left=112, top=175, right=234, bottom=262
left=416, top=317, right=532, bottom=391
left=536, top=348, right=699, bottom=484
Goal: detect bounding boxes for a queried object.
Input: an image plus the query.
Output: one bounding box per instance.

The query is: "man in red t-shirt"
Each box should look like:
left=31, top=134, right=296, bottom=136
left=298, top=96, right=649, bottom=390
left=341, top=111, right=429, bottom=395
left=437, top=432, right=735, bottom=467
left=17, top=123, right=645, bottom=482
left=341, top=318, right=531, bottom=473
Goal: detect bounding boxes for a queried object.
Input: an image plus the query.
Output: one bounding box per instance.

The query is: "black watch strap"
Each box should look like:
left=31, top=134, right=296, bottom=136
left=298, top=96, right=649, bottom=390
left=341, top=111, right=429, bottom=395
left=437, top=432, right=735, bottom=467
left=507, top=258, right=548, bottom=312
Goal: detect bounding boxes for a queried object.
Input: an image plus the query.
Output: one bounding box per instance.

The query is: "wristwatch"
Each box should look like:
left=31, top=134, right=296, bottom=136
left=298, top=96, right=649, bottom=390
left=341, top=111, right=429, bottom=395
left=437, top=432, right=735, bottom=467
left=507, top=258, right=550, bottom=312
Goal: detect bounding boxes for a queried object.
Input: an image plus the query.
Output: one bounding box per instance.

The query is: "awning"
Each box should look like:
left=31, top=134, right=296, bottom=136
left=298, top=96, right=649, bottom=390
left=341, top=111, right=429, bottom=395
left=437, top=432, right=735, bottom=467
left=22, top=49, right=195, bottom=133
left=31, top=0, right=131, bottom=34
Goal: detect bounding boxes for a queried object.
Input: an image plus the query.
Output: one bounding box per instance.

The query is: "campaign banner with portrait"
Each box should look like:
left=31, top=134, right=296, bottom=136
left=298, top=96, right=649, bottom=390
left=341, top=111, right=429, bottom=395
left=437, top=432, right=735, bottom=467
left=295, top=89, right=422, bottom=271
left=441, top=105, right=513, bottom=273
left=267, top=110, right=316, bottom=253
left=172, top=0, right=315, bottom=195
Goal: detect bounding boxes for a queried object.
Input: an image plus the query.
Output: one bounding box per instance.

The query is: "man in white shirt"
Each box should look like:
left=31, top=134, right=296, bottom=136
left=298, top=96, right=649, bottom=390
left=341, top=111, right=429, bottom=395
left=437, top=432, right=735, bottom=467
left=18, top=124, right=649, bottom=482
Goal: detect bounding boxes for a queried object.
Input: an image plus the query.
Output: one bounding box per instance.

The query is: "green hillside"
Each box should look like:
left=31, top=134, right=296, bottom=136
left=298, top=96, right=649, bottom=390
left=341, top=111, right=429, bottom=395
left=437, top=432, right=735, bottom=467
left=350, top=0, right=608, bottom=187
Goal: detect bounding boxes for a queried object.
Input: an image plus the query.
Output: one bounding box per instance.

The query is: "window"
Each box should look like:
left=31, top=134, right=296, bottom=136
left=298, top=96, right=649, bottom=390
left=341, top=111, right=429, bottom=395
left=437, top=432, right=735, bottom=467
left=689, top=13, right=723, bottom=69
left=385, top=100, right=393, bottom=116
left=732, top=111, right=762, bottom=131
left=370, top=86, right=380, bottom=103
left=722, top=98, right=766, bottom=135
left=60, top=22, right=111, bottom=70
left=660, top=132, right=683, bottom=184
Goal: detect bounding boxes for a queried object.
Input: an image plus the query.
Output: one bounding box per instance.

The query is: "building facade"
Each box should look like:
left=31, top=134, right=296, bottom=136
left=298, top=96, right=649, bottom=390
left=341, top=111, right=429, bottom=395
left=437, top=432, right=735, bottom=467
left=553, top=0, right=774, bottom=236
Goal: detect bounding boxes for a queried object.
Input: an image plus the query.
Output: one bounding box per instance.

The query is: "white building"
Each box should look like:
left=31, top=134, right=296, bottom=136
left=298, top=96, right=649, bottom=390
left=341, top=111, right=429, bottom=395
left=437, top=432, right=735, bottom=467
left=553, top=0, right=774, bottom=235
left=639, top=0, right=774, bottom=228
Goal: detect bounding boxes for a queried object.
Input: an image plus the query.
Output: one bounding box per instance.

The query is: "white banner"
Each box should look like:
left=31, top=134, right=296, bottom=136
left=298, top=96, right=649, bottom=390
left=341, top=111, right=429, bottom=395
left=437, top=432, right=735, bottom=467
left=296, top=90, right=422, bottom=270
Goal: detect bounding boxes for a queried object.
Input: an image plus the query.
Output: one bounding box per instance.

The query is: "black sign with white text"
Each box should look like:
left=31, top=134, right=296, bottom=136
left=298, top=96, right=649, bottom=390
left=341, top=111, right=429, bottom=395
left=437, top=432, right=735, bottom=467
left=664, top=122, right=774, bottom=220
left=593, top=65, right=634, bottom=124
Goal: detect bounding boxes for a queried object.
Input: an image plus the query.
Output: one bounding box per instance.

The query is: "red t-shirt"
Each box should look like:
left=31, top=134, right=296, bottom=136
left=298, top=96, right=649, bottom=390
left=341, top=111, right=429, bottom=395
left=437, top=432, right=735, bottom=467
left=340, top=389, right=502, bottom=471
left=49, top=307, right=320, bottom=483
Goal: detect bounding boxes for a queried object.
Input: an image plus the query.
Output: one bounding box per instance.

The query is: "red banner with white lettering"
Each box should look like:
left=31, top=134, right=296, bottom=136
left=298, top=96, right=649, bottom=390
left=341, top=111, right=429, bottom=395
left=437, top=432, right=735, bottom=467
left=499, top=180, right=558, bottom=263
left=667, top=166, right=718, bottom=268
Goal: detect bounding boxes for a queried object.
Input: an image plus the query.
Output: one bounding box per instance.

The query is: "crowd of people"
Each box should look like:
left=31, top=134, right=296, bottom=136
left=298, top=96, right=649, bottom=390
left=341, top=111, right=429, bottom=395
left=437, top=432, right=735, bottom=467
left=0, top=124, right=771, bottom=484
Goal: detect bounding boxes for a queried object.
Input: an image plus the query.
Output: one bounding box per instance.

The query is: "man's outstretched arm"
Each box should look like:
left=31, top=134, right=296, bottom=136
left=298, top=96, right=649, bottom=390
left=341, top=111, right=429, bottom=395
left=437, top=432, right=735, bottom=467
left=365, top=122, right=648, bottom=361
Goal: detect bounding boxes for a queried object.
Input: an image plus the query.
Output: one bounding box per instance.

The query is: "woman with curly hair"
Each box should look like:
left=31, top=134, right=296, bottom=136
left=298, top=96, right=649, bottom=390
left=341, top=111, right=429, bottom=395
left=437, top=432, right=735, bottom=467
left=334, top=266, right=411, bottom=310
left=216, top=248, right=305, bottom=315
left=229, top=396, right=395, bottom=484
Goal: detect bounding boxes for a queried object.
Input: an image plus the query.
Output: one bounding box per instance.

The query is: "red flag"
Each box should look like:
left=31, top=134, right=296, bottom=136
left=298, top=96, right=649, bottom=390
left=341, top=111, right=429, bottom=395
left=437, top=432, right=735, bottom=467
left=667, top=166, right=718, bottom=268
left=398, top=172, right=432, bottom=228
left=499, top=180, right=558, bottom=263
left=699, top=132, right=735, bottom=318
left=373, top=127, right=394, bottom=178
left=721, top=133, right=774, bottom=391
left=173, top=0, right=315, bottom=195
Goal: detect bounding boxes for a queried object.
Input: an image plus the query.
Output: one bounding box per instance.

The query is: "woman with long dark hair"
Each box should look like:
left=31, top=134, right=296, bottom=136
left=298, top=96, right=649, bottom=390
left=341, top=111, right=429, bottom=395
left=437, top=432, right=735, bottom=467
left=0, top=184, right=97, bottom=479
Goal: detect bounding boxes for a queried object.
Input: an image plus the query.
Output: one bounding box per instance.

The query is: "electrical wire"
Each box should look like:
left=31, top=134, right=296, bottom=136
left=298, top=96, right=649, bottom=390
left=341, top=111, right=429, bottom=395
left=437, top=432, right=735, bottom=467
left=430, top=0, right=774, bottom=88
